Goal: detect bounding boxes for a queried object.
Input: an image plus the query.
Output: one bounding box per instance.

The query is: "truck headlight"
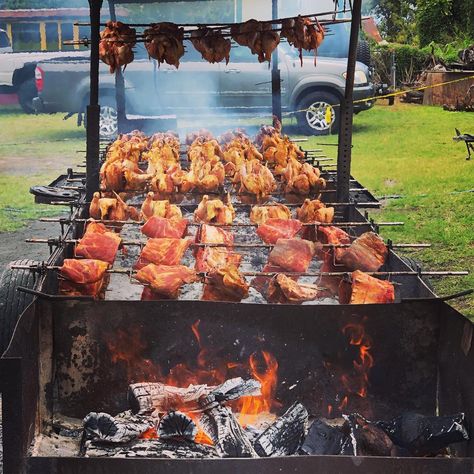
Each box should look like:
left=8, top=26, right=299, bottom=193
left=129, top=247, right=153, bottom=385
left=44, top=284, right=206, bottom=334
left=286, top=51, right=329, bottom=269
left=342, top=70, right=368, bottom=85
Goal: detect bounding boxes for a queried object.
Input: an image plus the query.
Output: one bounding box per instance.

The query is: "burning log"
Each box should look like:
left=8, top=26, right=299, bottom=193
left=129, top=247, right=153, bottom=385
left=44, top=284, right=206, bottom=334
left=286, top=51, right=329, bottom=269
left=345, top=414, right=396, bottom=457
left=300, top=418, right=347, bottom=455
left=129, top=377, right=261, bottom=415
left=158, top=411, right=197, bottom=441
left=253, top=402, right=309, bottom=457
left=85, top=439, right=218, bottom=458
left=83, top=411, right=155, bottom=444
left=198, top=403, right=258, bottom=457
left=376, top=412, right=469, bottom=456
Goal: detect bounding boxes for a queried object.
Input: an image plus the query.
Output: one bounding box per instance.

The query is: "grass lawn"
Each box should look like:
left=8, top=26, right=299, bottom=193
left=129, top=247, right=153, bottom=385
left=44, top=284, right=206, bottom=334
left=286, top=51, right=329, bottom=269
left=304, top=102, right=474, bottom=317
left=0, top=102, right=472, bottom=316
left=0, top=106, right=84, bottom=231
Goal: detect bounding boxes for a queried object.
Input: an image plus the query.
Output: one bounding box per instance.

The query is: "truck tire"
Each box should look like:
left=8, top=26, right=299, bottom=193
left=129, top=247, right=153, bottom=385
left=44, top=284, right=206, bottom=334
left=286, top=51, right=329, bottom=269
left=17, top=78, right=37, bottom=114
left=296, top=91, right=340, bottom=136
left=357, top=40, right=371, bottom=67
left=84, top=95, right=118, bottom=139
left=0, top=259, right=38, bottom=354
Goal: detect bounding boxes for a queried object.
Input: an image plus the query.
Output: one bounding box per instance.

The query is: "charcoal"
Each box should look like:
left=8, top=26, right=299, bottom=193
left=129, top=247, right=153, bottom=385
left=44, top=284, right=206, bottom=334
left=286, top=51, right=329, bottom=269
left=85, top=438, right=218, bottom=458
left=300, top=419, right=348, bottom=455
left=254, top=402, right=309, bottom=457
left=376, top=412, right=469, bottom=456
left=83, top=411, right=155, bottom=444
left=198, top=403, right=258, bottom=458
left=346, top=414, right=395, bottom=457
left=158, top=411, right=197, bottom=441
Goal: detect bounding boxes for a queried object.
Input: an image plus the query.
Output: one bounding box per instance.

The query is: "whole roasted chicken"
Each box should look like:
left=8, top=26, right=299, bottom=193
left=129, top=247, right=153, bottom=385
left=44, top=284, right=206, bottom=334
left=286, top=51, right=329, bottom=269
left=144, top=22, right=185, bottom=68
left=191, top=27, right=231, bottom=64
left=99, top=21, right=136, bottom=73
left=231, top=19, right=280, bottom=63
left=281, top=16, right=325, bottom=65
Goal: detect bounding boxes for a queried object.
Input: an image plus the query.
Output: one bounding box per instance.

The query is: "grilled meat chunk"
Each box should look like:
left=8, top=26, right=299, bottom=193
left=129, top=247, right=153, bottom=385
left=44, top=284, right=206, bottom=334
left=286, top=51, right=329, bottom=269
left=267, top=273, right=319, bottom=304
left=59, top=259, right=109, bottom=298
left=257, top=218, right=303, bottom=244
left=141, top=216, right=189, bottom=239
left=338, top=232, right=388, bottom=272
left=135, top=238, right=192, bottom=269
left=339, top=270, right=395, bottom=304
left=202, top=265, right=249, bottom=302
left=75, top=221, right=122, bottom=265
left=136, top=264, right=198, bottom=299
left=268, top=238, right=316, bottom=273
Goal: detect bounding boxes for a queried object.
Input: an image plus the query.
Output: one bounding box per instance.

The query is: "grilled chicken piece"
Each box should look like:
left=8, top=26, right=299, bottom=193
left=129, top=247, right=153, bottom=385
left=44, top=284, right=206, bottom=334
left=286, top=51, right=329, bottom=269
left=194, top=224, right=242, bottom=272
left=194, top=194, right=235, bottom=225
left=297, top=199, right=334, bottom=223
left=283, top=158, right=326, bottom=195
left=134, top=238, right=192, bottom=269
left=136, top=264, right=198, bottom=299
left=268, top=238, right=316, bottom=273
left=99, top=21, right=136, bottom=73
left=339, top=270, right=395, bottom=304
left=250, top=203, right=291, bottom=224
left=337, top=232, right=388, bottom=272
left=202, top=265, right=249, bottom=302
left=235, top=159, right=276, bottom=197
left=186, top=129, right=214, bottom=145
left=231, top=19, right=280, bottom=63
left=191, top=27, right=231, bottom=64
left=267, top=273, right=319, bottom=304
left=222, top=135, right=263, bottom=176
left=141, top=216, right=189, bottom=239
left=257, top=218, right=303, bottom=244
left=140, top=193, right=182, bottom=221
left=89, top=192, right=138, bottom=225
left=281, top=16, right=325, bottom=66
left=144, top=22, right=185, bottom=68
left=75, top=221, right=122, bottom=265
left=59, top=259, right=109, bottom=298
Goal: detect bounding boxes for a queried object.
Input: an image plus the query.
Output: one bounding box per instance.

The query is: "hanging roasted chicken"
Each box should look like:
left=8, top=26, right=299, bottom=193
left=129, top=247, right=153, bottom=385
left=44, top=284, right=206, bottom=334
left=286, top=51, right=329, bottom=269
left=191, top=27, right=231, bottom=64
left=144, top=22, right=185, bottom=68
left=99, top=21, right=136, bottom=73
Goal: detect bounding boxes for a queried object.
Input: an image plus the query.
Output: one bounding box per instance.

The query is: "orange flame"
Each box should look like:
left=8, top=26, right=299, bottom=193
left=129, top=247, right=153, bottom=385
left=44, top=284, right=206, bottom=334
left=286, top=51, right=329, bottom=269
left=340, top=322, right=374, bottom=402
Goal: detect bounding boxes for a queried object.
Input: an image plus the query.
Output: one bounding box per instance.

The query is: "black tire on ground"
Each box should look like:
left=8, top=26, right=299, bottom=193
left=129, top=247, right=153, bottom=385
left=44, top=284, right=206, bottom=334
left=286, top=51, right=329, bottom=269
left=356, top=39, right=371, bottom=67
left=296, top=91, right=340, bottom=136
left=17, top=78, right=37, bottom=114
left=0, top=259, right=39, bottom=355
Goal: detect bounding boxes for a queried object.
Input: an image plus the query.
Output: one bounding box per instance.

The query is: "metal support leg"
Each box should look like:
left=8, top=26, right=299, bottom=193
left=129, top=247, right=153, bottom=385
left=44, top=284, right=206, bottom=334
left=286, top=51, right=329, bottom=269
left=271, top=0, right=282, bottom=123
left=86, top=0, right=103, bottom=201
left=336, top=0, right=362, bottom=207
left=1, top=358, right=23, bottom=474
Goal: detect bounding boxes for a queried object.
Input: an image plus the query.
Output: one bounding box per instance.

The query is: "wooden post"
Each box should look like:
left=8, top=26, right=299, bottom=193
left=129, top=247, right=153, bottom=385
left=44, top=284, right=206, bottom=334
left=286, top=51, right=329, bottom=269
left=39, top=22, right=47, bottom=51
left=6, top=23, right=12, bottom=46
left=73, top=23, right=80, bottom=50
left=57, top=22, right=62, bottom=51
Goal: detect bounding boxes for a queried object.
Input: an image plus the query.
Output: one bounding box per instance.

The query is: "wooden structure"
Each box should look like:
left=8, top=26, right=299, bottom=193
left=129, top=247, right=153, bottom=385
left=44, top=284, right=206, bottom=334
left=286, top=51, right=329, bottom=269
left=423, top=71, right=474, bottom=107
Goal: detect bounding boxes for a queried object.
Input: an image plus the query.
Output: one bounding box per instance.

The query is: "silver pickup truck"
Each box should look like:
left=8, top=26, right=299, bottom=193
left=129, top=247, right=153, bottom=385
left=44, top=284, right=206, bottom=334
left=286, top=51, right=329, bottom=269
left=34, top=41, right=375, bottom=137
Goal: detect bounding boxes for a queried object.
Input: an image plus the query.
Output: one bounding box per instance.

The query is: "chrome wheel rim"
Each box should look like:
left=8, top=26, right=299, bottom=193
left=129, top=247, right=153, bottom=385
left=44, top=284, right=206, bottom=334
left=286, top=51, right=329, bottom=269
left=99, top=105, right=118, bottom=137
left=305, top=101, right=335, bottom=131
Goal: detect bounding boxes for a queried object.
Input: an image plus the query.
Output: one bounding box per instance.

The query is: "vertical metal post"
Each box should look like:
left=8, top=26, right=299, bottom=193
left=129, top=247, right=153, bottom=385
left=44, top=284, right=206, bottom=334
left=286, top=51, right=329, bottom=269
left=86, top=0, right=103, bottom=201
left=336, top=0, right=362, bottom=204
left=271, top=0, right=282, bottom=122
left=109, top=0, right=127, bottom=133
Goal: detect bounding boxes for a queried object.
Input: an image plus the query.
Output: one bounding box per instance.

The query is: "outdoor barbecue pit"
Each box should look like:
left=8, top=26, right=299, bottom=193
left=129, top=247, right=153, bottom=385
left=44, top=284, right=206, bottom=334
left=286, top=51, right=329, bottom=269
left=1, top=0, right=473, bottom=473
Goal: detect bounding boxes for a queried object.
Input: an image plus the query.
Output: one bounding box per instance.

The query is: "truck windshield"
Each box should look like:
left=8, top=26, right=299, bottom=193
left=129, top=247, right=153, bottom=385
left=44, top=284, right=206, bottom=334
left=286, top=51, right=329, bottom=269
left=0, top=31, right=10, bottom=48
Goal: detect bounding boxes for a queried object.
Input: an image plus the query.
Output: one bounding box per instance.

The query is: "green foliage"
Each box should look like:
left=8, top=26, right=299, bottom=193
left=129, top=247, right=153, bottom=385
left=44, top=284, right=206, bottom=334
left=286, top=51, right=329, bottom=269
left=372, top=43, right=431, bottom=85
left=422, top=38, right=474, bottom=63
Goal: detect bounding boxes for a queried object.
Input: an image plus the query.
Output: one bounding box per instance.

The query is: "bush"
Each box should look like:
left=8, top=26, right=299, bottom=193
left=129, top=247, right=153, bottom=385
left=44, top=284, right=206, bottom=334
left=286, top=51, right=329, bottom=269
left=372, top=43, right=432, bottom=86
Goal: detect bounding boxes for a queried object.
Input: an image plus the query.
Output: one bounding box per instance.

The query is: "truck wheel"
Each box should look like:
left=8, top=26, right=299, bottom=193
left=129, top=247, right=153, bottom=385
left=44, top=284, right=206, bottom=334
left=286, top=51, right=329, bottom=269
left=357, top=40, right=371, bottom=67
left=84, top=96, right=118, bottom=139
left=296, top=91, right=340, bottom=136
left=17, top=78, right=37, bottom=114
left=0, top=259, right=38, bottom=355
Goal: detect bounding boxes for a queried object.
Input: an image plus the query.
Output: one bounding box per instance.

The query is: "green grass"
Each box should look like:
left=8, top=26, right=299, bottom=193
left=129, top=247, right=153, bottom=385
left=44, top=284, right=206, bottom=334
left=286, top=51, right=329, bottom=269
left=0, top=106, right=84, bottom=231
left=0, top=103, right=472, bottom=315
left=304, top=103, right=474, bottom=317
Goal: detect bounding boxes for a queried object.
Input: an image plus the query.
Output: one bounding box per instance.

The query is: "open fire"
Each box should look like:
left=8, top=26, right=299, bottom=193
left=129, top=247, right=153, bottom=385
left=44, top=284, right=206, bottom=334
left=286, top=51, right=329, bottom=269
left=78, top=319, right=469, bottom=459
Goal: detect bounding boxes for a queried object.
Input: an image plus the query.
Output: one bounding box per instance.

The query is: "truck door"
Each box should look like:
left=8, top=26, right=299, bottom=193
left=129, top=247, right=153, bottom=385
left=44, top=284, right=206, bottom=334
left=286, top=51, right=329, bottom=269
left=219, top=45, right=273, bottom=111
